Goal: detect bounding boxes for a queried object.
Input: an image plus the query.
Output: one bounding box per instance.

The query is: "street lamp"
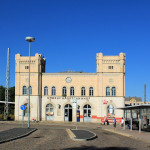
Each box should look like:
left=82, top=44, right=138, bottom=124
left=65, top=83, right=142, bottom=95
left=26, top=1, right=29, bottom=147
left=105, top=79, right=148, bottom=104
left=25, top=36, right=35, bottom=128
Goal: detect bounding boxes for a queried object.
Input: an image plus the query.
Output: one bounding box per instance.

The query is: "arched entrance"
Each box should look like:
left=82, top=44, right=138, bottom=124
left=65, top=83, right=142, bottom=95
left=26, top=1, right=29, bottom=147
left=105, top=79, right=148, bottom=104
left=46, top=104, right=54, bottom=121
left=83, top=104, right=91, bottom=122
left=64, top=104, right=72, bottom=122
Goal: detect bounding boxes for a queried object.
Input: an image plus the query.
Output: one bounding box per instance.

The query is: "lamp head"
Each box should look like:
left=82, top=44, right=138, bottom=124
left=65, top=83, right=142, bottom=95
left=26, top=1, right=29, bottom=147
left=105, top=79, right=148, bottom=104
left=25, top=37, right=35, bottom=42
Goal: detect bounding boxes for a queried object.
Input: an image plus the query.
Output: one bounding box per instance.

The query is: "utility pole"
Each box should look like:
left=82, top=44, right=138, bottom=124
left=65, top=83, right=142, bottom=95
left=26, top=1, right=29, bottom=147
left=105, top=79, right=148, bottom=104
left=4, top=48, right=10, bottom=120
left=144, top=84, right=146, bottom=104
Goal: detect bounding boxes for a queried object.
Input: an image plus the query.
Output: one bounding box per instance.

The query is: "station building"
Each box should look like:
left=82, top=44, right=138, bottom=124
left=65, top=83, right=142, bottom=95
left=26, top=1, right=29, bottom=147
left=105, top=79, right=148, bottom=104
left=15, top=52, right=126, bottom=123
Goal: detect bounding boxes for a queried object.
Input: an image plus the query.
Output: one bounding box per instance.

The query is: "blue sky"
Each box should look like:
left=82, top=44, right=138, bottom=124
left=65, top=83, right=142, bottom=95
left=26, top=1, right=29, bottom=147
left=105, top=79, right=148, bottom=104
left=0, top=0, right=150, bottom=101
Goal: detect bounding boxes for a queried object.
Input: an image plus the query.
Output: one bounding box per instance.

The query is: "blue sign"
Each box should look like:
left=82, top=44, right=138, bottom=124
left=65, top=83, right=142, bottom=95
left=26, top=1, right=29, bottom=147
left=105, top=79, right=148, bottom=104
left=20, top=105, right=26, bottom=110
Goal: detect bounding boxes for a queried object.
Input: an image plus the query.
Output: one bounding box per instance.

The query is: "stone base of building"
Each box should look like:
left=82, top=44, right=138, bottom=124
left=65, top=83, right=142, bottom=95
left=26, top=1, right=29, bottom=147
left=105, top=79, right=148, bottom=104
left=15, top=96, right=124, bottom=123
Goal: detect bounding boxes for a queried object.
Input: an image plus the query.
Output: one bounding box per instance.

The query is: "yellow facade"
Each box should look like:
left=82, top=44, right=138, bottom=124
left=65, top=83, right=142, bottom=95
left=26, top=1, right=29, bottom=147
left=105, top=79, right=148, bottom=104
left=15, top=52, right=126, bottom=123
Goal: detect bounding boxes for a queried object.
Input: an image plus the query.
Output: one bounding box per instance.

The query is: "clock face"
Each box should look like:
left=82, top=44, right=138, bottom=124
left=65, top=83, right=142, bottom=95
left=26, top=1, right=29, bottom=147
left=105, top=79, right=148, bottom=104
left=66, top=77, right=72, bottom=83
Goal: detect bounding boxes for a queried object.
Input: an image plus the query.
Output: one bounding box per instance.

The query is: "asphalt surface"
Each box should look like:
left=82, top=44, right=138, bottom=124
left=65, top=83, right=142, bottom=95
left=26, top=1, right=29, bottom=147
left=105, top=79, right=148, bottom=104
left=0, top=128, right=37, bottom=144
left=71, top=129, right=96, bottom=140
left=0, top=122, right=149, bottom=150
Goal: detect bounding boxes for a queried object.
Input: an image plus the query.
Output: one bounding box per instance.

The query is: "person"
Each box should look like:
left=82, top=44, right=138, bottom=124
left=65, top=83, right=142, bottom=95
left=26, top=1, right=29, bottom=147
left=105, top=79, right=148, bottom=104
left=113, top=117, right=116, bottom=131
left=121, top=117, right=124, bottom=129
left=104, top=116, right=106, bottom=125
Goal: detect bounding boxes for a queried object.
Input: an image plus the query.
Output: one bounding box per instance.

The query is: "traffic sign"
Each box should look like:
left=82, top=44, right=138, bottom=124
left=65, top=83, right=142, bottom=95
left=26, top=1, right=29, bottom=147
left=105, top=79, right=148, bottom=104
left=20, top=105, right=26, bottom=110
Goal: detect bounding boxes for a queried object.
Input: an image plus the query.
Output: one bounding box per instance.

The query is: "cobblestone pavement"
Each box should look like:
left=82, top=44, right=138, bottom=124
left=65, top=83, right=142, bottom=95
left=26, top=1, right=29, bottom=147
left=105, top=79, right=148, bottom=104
left=0, top=122, right=150, bottom=150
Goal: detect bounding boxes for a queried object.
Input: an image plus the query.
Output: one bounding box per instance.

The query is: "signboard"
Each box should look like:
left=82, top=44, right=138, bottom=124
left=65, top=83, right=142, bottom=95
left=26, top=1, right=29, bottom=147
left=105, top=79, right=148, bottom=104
left=103, top=100, right=108, bottom=104
left=20, top=105, right=26, bottom=110
left=73, top=98, right=77, bottom=108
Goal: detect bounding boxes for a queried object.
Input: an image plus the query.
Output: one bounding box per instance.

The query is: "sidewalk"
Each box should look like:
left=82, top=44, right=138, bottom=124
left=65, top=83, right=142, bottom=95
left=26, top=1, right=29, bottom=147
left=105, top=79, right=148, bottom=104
left=102, top=124, right=150, bottom=144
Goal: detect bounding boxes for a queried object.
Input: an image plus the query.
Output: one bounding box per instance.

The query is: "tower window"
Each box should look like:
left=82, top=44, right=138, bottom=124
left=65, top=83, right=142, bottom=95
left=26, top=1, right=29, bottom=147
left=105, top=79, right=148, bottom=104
left=23, top=86, right=27, bottom=95
left=108, top=66, right=113, bottom=69
left=25, top=66, right=29, bottom=69
left=106, top=87, right=110, bottom=96
left=112, top=87, right=116, bottom=96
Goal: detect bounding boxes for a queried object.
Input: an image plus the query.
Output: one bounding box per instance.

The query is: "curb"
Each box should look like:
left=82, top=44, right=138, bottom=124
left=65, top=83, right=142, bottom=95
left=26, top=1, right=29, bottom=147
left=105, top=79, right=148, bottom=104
left=103, top=129, right=150, bottom=144
left=0, top=128, right=37, bottom=144
left=66, top=129, right=76, bottom=139
left=66, top=129, right=97, bottom=141
left=103, top=129, right=132, bottom=138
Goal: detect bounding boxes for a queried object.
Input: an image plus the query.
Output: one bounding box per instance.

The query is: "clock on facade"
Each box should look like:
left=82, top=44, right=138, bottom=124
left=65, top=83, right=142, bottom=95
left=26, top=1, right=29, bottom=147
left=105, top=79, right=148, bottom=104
left=66, top=77, right=72, bottom=83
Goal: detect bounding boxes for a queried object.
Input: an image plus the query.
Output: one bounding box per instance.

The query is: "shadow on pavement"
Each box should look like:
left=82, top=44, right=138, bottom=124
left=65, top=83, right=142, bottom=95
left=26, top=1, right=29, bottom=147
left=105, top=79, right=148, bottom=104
left=63, top=146, right=133, bottom=150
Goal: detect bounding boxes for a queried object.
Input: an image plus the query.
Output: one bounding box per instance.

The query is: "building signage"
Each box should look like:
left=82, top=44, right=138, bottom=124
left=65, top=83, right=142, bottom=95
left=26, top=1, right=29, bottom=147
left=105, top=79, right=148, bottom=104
left=73, top=98, right=77, bottom=108
left=47, top=96, right=90, bottom=100
left=103, top=100, right=108, bottom=104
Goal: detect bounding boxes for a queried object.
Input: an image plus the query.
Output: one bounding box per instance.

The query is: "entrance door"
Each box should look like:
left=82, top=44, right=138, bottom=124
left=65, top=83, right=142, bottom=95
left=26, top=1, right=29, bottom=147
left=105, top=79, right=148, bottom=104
left=83, top=104, right=91, bottom=122
left=46, top=104, right=54, bottom=121
left=64, top=104, right=72, bottom=122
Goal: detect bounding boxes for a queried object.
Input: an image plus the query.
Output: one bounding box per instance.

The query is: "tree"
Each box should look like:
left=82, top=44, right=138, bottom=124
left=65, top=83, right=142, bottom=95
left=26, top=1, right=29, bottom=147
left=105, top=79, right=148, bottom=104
left=0, top=86, right=5, bottom=101
left=0, top=86, right=15, bottom=115
left=0, top=86, right=5, bottom=114
left=9, top=86, right=15, bottom=102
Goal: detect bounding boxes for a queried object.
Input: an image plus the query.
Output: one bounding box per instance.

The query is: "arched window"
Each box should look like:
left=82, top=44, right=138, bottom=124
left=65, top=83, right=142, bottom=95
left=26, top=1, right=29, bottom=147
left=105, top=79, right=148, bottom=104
left=112, top=87, right=116, bottom=96
left=44, top=86, right=48, bottom=95
left=23, top=86, right=27, bottom=95
left=46, top=104, right=54, bottom=115
left=81, top=87, right=86, bottom=96
left=24, top=103, right=28, bottom=116
left=106, top=87, right=110, bottom=96
left=52, top=86, right=56, bottom=96
left=70, top=87, right=74, bottom=96
left=62, top=87, right=67, bottom=96
left=89, top=87, right=94, bottom=96
left=107, top=105, right=114, bottom=115
left=29, top=86, right=32, bottom=95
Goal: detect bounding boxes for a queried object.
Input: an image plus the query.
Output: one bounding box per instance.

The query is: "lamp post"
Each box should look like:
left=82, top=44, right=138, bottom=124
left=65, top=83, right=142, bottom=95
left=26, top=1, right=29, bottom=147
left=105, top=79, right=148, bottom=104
left=25, top=36, right=35, bottom=128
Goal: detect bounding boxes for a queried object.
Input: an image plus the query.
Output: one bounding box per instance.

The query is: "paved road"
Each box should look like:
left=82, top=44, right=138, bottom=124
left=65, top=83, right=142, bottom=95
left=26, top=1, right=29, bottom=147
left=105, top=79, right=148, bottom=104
left=0, top=122, right=149, bottom=150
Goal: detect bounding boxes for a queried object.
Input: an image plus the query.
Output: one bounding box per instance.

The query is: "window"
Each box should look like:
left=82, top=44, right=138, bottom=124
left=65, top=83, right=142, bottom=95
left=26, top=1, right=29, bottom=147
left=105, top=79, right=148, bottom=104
left=89, top=87, right=94, bottom=96
left=29, top=86, right=32, bottom=95
left=23, top=86, right=27, bottom=95
left=108, top=66, right=113, bottom=69
left=62, top=87, right=67, bottom=95
left=70, top=87, right=74, bottom=96
left=112, top=87, right=116, bottom=96
left=81, top=87, right=86, bottom=96
left=46, top=104, right=54, bottom=116
left=25, top=66, right=29, bottom=69
left=44, top=86, right=48, bottom=95
left=106, top=87, right=110, bottom=96
left=24, top=103, right=28, bottom=116
left=52, top=86, right=56, bottom=96
left=107, top=105, right=114, bottom=115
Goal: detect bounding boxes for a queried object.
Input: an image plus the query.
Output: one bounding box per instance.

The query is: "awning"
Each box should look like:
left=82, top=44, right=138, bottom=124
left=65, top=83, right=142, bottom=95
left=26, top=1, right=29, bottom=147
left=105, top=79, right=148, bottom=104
left=117, top=104, right=150, bottom=110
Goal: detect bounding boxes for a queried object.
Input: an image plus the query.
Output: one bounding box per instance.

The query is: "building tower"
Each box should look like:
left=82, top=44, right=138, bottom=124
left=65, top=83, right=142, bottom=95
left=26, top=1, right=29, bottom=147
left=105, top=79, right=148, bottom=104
left=15, top=53, right=46, bottom=121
